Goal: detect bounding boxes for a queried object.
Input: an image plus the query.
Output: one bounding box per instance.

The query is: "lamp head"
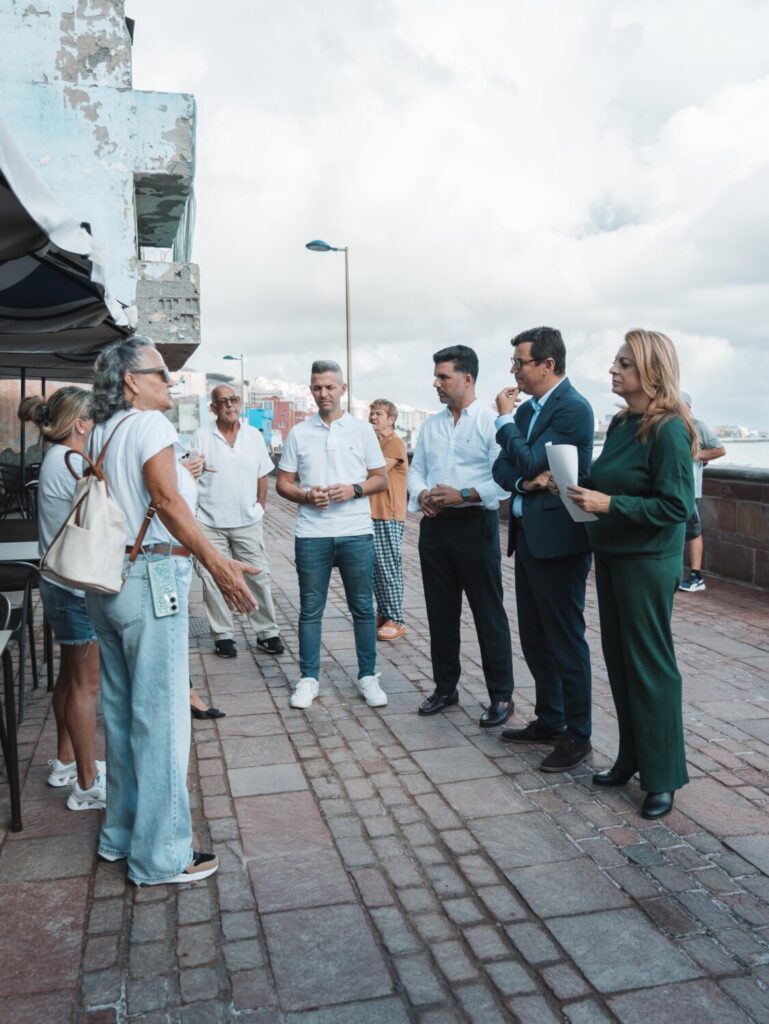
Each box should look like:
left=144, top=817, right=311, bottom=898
left=305, top=239, right=337, bottom=252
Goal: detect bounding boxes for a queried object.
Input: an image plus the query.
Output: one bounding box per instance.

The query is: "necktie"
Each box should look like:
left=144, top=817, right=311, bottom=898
left=526, top=399, right=542, bottom=440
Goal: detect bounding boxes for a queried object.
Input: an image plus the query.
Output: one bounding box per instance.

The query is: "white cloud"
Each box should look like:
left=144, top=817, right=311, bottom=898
left=126, top=0, right=769, bottom=429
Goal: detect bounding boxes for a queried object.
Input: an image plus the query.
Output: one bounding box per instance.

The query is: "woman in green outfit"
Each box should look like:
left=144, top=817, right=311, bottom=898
left=566, top=329, right=696, bottom=820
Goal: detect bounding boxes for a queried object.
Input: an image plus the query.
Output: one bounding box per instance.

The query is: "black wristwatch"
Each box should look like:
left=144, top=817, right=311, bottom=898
left=460, top=487, right=472, bottom=501
left=352, top=483, right=364, bottom=499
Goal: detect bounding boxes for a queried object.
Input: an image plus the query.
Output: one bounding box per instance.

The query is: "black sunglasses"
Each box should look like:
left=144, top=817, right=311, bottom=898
left=132, top=366, right=173, bottom=384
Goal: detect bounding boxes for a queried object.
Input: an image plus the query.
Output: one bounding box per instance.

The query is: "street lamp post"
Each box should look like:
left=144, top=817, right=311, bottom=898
left=305, top=239, right=352, bottom=413
left=223, top=353, right=245, bottom=417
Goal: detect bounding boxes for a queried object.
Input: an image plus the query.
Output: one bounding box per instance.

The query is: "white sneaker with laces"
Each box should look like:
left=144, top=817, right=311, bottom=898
left=66, top=771, right=107, bottom=811
left=290, top=677, right=319, bottom=709
left=48, top=758, right=106, bottom=788
left=47, top=758, right=77, bottom=787
left=357, top=673, right=388, bottom=708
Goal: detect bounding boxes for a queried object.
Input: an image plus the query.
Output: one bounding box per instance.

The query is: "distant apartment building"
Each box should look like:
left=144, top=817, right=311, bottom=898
left=0, top=0, right=200, bottom=370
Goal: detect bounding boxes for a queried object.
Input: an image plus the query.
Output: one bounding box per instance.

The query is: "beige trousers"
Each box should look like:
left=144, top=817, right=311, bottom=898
left=195, top=521, right=280, bottom=641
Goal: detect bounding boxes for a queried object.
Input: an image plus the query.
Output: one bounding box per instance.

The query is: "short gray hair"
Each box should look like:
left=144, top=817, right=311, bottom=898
left=311, top=360, right=343, bottom=380
left=91, top=335, right=156, bottom=423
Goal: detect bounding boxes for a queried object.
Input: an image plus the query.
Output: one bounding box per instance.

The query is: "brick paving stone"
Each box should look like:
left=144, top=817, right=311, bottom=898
left=413, top=747, right=501, bottom=785
left=641, top=896, right=702, bottom=937
left=413, top=911, right=456, bottom=942
left=471, top=813, right=581, bottom=871
left=83, top=933, right=120, bottom=971
left=81, top=967, right=122, bottom=1005
left=507, top=859, right=630, bottom=918
left=179, top=1003, right=226, bottom=1024
left=540, top=962, right=592, bottom=1000
left=131, top=902, right=168, bottom=943
left=546, top=908, right=702, bottom=992
left=443, top=896, right=487, bottom=926
left=398, top=887, right=440, bottom=913
left=607, top=979, right=752, bottom=1023
left=0, top=832, right=95, bottom=881
left=352, top=867, right=395, bottom=907
left=126, top=975, right=170, bottom=1015
left=432, top=940, right=479, bottom=982
left=563, top=998, right=615, bottom=1024
left=180, top=966, right=220, bottom=1004
left=507, top=993, right=562, bottom=1024
left=425, top=863, right=469, bottom=897
left=230, top=967, right=274, bottom=1010
left=476, top=885, right=528, bottom=922
left=464, top=924, right=513, bottom=961
left=605, top=864, right=661, bottom=900
left=485, top=960, right=538, bottom=997
left=178, top=922, right=217, bottom=966
left=263, top=904, right=392, bottom=1011
left=505, top=922, right=561, bottom=965
left=370, top=905, right=422, bottom=954
left=393, top=953, right=446, bottom=1006
left=0, top=992, right=77, bottom=1024
left=222, top=939, right=265, bottom=972
left=129, top=940, right=172, bottom=979
left=455, top=981, right=511, bottom=1023
left=282, top=997, right=411, bottom=1023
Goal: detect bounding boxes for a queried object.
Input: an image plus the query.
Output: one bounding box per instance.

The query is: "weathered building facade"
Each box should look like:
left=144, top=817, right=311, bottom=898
left=0, top=0, right=200, bottom=369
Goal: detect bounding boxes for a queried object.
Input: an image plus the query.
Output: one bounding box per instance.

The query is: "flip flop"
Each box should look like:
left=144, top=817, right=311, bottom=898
left=377, top=621, right=407, bottom=641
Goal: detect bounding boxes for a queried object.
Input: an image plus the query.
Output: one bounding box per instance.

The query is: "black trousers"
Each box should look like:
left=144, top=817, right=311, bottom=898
left=418, top=510, right=513, bottom=702
left=514, top=526, right=592, bottom=739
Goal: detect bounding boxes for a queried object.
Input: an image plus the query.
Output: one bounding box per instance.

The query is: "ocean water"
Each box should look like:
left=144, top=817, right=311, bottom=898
left=593, top=440, right=769, bottom=472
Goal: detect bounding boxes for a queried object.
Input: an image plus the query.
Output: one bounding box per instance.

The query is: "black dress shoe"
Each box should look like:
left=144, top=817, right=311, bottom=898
left=501, top=719, right=566, bottom=743
left=214, top=639, right=237, bottom=659
left=592, top=767, right=634, bottom=787
left=257, top=636, right=285, bottom=655
left=418, top=691, right=459, bottom=716
left=641, top=791, right=674, bottom=820
left=540, top=737, right=592, bottom=772
left=479, top=700, right=514, bottom=729
left=191, top=706, right=226, bottom=720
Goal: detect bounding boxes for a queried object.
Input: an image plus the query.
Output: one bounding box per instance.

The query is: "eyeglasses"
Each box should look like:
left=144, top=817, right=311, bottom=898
left=132, top=366, right=173, bottom=383
left=510, top=357, right=541, bottom=371
left=213, top=396, right=241, bottom=407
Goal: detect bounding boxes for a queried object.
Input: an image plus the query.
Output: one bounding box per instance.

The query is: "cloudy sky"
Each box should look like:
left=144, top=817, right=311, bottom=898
left=127, top=0, right=769, bottom=428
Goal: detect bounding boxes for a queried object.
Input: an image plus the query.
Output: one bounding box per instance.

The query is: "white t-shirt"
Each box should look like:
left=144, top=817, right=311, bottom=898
left=279, top=412, right=386, bottom=539
left=88, top=410, right=196, bottom=546
left=37, top=443, right=86, bottom=596
left=191, top=421, right=274, bottom=529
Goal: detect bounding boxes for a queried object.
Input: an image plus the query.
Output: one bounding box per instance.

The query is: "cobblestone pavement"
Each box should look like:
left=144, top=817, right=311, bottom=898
left=2, top=485, right=769, bottom=1023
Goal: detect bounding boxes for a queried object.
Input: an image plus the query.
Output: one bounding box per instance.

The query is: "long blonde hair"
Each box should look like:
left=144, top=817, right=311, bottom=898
left=18, top=388, right=92, bottom=444
left=620, top=329, right=697, bottom=455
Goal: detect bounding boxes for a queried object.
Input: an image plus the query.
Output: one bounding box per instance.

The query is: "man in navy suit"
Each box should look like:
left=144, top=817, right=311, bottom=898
left=492, top=327, right=594, bottom=772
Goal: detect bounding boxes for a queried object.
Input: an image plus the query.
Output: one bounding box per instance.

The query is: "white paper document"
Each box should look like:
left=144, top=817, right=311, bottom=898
left=545, top=443, right=598, bottom=523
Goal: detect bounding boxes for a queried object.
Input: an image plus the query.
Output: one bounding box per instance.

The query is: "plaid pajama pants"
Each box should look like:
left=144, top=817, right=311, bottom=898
left=372, top=519, right=405, bottom=625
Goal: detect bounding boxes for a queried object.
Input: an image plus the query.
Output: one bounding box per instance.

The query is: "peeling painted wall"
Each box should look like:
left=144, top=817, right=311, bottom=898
left=0, top=0, right=200, bottom=364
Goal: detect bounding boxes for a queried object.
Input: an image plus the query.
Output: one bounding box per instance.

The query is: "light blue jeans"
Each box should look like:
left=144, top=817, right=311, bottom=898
left=86, top=555, right=193, bottom=884
left=295, top=535, right=376, bottom=681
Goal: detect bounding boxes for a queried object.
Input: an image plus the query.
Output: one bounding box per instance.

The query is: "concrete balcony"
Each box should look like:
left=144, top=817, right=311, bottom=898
left=135, top=260, right=200, bottom=368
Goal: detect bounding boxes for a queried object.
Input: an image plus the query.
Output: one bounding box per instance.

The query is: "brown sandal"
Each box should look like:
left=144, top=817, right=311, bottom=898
left=377, top=620, right=406, bottom=641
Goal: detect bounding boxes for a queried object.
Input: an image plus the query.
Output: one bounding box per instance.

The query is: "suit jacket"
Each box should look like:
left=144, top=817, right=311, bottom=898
left=492, top=378, right=594, bottom=559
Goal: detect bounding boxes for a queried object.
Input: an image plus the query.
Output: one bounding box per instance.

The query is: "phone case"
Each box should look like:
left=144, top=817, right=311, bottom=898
left=147, top=558, right=180, bottom=618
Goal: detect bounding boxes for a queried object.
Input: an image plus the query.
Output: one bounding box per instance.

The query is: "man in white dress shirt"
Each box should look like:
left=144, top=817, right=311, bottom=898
left=276, top=361, right=389, bottom=710
left=409, top=345, right=514, bottom=729
left=191, top=384, right=284, bottom=659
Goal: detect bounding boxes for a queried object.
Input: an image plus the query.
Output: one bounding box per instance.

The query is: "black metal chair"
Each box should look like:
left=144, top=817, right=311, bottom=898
left=0, top=593, right=22, bottom=832
left=0, top=562, right=40, bottom=722
left=0, top=464, right=26, bottom=519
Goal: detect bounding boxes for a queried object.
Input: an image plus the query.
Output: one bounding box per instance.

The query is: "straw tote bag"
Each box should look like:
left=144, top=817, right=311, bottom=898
left=41, top=414, right=156, bottom=594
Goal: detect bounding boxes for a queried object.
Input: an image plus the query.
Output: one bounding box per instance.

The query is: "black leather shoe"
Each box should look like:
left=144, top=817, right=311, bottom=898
left=191, top=705, right=226, bottom=720
left=479, top=700, right=514, bottom=729
left=418, top=691, right=459, bottom=716
left=501, top=719, right=566, bottom=743
left=641, top=791, right=674, bottom=820
left=540, top=737, right=592, bottom=772
left=257, top=636, right=285, bottom=655
left=592, top=767, right=634, bottom=787
left=214, top=639, right=237, bottom=659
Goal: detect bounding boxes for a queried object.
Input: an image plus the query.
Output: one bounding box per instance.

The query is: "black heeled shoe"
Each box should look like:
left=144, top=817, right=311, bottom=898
left=592, top=767, right=633, bottom=787
left=191, top=705, right=226, bottom=720
left=641, top=791, right=673, bottom=820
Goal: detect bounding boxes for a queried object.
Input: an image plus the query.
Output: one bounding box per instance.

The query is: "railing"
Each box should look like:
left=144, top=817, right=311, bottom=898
left=701, top=466, right=769, bottom=589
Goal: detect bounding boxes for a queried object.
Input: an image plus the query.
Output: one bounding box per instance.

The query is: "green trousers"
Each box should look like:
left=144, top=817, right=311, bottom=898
left=594, top=553, right=689, bottom=793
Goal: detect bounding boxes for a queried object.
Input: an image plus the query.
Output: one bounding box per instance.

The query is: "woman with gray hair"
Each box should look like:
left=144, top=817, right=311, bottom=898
left=86, top=335, right=257, bottom=885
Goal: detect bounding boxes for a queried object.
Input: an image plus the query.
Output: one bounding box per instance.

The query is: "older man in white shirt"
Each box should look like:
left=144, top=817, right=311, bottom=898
left=276, top=360, right=388, bottom=711
left=409, top=345, right=514, bottom=729
left=191, top=384, right=284, bottom=659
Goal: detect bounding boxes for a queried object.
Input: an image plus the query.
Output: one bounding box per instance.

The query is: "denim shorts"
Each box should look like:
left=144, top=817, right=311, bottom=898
left=39, top=578, right=97, bottom=646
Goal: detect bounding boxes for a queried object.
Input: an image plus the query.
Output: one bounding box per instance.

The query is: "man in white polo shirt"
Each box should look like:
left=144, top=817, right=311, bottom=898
left=276, top=360, right=388, bottom=710
left=191, top=383, right=284, bottom=658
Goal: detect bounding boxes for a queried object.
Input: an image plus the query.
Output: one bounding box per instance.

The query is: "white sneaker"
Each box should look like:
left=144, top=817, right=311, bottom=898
left=66, top=771, right=107, bottom=811
left=356, top=673, right=388, bottom=708
left=48, top=758, right=106, bottom=788
left=47, top=759, right=77, bottom=787
left=290, top=677, right=319, bottom=709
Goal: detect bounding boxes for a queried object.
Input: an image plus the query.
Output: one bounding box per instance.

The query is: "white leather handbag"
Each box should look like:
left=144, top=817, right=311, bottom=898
left=41, top=414, right=155, bottom=594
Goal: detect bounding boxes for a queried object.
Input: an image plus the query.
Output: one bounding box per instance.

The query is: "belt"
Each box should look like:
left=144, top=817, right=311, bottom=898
left=125, top=543, right=191, bottom=558
left=438, top=506, right=486, bottom=518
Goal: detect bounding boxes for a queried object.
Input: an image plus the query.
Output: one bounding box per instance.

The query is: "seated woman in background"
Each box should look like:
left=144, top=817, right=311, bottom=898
left=21, top=390, right=105, bottom=811
left=566, top=329, right=696, bottom=821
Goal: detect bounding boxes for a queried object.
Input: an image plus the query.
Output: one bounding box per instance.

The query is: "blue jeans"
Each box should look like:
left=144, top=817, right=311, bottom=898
left=86, top=555, right=193, bottom=884
left=295, top=535, right=376, bottom=681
